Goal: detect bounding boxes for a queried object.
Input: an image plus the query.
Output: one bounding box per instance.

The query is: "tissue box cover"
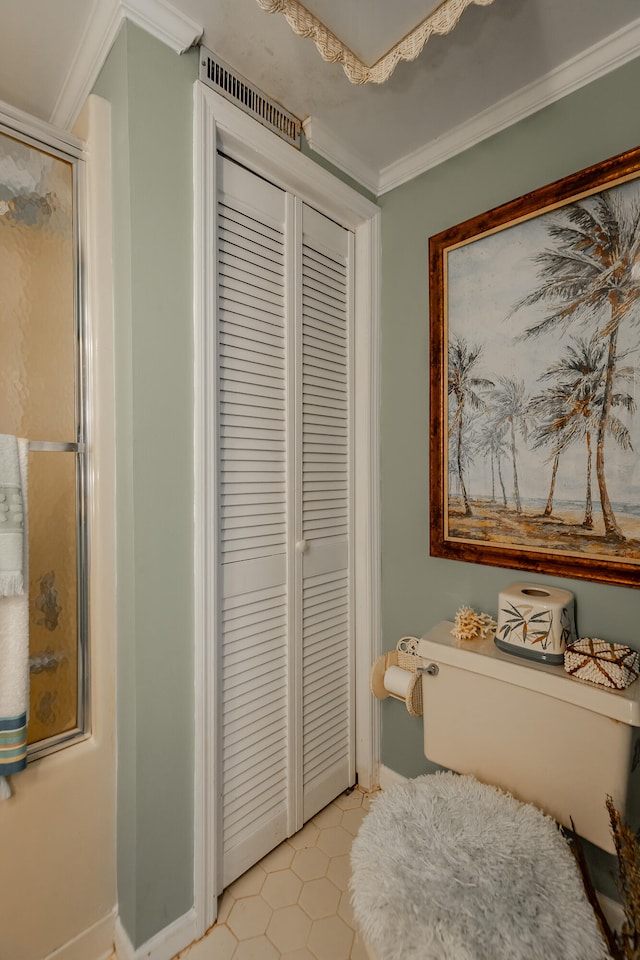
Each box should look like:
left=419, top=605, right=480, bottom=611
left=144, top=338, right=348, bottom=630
left=564, top=638, right=639, bottom=690
left=495, top=582, right=576, bottom=664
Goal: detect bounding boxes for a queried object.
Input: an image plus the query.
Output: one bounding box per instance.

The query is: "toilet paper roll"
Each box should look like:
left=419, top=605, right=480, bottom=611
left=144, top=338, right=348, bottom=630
left=383, top=665, right=413, bottom=699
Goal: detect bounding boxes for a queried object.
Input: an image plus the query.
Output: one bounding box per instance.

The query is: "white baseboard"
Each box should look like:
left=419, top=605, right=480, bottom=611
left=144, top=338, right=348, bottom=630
left=378, top=764, right=409, bottom=790
left=597, top=892, right=624, bottom=934
left=45, top=909, right=116, bottom=960
left=115, top=908, right=198, bottom=960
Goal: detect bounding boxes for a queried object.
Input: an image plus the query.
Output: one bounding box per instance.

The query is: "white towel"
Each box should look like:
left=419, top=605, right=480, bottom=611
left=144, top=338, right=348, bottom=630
left=0, top=435, right=25, bottom=597
left=0, top=438, right=29, bottom=797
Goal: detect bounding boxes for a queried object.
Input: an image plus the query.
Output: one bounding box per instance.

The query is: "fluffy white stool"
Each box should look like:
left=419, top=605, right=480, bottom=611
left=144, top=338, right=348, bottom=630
left=350, top=772, right=610, bottom=960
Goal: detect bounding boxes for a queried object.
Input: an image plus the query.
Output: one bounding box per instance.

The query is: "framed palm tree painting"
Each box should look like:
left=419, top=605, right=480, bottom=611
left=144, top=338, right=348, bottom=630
left=429, top=146, right=640, bottom=588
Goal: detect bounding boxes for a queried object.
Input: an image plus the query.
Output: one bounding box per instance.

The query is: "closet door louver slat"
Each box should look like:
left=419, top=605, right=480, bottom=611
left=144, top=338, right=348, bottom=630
left=218, top=156, right=289, bottom=886
left=300, top=205, right=353, bottom=822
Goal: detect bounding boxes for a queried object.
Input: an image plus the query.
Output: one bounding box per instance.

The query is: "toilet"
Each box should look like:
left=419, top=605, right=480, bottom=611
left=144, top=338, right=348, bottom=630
left=351, top=620, right=640, bottom=959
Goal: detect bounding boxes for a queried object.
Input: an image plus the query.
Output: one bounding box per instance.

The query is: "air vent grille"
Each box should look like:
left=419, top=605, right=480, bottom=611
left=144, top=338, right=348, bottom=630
left=200, top=47, right=301, bottom=149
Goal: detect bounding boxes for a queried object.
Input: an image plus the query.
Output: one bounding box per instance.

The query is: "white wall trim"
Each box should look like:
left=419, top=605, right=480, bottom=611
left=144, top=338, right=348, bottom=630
left=114, top=919, right=133, bottom=960
left=305, top=14, right=640, bottom=196
left=119, top=0, right=203, bottom=53
left=303, top=117, right=379, bottom=196
left=378, top=14, right=640, bottom=194
left=79, top=89, right=119, bottom=959
left=354, top=210, right=382, bottom=793
left=50, top=0, right=203, bottom=130
left=378, top=764, right=409, bottom=790
left=193, top=78, right=220, bottom=937
left=51, top=0, right=121, bottom=130
left=198, top=87, right=378, bottom=228
left=0, top=97, right=83, bottom=156
left=115, top=909, right=198, bottom=960
left=193, top=79, right=381, bottom=938
left=44, top=910, right=116, bottom=960
left=597, top=893, right=624, bottom=935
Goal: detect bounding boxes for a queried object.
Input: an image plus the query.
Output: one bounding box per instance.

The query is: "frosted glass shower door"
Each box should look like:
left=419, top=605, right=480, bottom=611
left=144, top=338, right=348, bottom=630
left=0, top=127, right=86, bottom=751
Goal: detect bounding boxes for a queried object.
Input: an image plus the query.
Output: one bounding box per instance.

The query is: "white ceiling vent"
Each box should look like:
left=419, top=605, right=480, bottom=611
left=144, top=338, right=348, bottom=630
left=199, top=47, right=301, bottom=148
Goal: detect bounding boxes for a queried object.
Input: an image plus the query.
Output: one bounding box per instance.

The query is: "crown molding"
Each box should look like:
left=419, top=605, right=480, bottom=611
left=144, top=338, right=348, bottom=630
left=302, top=117, right=379, bottom=195
left=50, top=0, right=203, bottom=130
left=378, top=14, right=640, bottom=195
left=120, top=0, right=203, bottom=53
left=50, top=0, right=121, bottom=130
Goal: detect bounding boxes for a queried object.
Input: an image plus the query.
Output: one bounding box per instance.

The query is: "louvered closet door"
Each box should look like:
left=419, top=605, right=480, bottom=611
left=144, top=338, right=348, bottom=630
left=300, top=205, right=354, bottom=822
left=217, top=155, right=290, bottom=886
left=216, top=156, right=355, bottom=886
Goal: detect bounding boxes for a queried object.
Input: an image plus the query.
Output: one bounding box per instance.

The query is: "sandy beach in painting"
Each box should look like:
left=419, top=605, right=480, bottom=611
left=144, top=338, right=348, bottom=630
left=447, top=498, right=640, bottom=562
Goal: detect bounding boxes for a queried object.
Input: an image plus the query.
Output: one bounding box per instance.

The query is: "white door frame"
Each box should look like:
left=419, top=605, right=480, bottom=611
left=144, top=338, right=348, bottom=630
left=193, top=80, right=381, bottom=936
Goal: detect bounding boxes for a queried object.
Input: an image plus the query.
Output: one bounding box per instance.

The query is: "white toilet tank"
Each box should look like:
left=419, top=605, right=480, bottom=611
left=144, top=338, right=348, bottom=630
left=418, top=621, right=640, bottom=853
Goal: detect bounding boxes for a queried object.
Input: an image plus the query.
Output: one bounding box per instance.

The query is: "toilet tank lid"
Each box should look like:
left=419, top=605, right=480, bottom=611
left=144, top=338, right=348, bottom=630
left=418, top=621, right=640, bottom=727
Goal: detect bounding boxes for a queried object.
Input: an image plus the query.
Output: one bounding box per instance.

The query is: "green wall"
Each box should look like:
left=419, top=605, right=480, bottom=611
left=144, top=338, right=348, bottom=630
left=379, top=55, right=640, bottom=897
left=89, top=26, right=365, bottom=947
left=93, top=25, right=198, bottom=947
left=92, top=18, right=640, bottom=939
left=379, top=53, right=640, bottom=780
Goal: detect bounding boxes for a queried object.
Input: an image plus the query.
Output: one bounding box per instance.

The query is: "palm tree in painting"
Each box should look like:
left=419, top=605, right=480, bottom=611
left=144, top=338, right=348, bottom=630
left=448, top=412, right=481, bottom=500
left=448, top=337, right=493, bottom=516
left=530, top=335, right=636, bottom=527
left=478, top=418, right=509, bottom=506
left=491, top=377, right=528, bottom=514
left=493, top=426, right=510, bottom=508
left=512, top=190, right=640, bottom=541
left=528, top=391, right=573, bottom=519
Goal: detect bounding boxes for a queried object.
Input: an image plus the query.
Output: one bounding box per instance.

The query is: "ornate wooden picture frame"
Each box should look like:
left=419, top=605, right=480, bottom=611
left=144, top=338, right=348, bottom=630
left=429, top=146, right=640, bottom=588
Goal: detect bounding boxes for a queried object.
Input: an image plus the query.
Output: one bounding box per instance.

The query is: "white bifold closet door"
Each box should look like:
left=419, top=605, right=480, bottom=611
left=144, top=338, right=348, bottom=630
left=217, top=154, right=354, bottom=887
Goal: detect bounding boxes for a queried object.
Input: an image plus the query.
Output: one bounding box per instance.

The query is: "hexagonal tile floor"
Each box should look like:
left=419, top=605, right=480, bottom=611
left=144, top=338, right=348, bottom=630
left=178, top=788, right=373, bottom=960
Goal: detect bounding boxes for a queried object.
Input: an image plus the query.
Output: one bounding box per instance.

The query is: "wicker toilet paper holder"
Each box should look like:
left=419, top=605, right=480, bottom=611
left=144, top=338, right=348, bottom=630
left=370, top=636, right=426, bottom=717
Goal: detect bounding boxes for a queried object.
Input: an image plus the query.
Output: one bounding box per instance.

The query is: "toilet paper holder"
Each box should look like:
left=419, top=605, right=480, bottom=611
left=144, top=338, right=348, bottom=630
left=419, top=663, right=439, bottom=676
left=370, top=636, right=426, bottom=717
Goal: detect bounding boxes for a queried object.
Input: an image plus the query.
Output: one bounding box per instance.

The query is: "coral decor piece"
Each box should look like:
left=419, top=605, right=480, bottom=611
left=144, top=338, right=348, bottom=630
left=254, top=0, right=496, bottom=85
left=564, top=638, right=640, bottom=690
left=451, top=605, right=496, bottom=642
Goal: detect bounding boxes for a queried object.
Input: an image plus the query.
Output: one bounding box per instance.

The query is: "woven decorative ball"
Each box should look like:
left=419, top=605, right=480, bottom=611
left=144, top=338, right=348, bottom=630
left=564, top=637, right=639, bottom=690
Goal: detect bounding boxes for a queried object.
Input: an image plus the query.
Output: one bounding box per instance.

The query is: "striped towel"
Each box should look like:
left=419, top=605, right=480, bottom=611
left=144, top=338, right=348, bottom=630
left=0, top=435, right=25, bottom=597
left=0, top=438, right=29, bottom=795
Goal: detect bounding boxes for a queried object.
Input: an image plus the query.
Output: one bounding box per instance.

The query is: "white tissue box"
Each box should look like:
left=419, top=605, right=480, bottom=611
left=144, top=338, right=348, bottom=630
left=495, top=582, right=576, bottom=665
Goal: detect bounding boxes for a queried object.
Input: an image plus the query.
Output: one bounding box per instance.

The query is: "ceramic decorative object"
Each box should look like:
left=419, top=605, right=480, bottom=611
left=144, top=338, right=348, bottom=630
left=495, top=582, right=576, bottom=664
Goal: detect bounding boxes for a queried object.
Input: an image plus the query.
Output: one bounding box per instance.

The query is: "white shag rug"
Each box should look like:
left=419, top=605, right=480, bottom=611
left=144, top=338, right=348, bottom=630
left=350, top=773, right=610, bottom=960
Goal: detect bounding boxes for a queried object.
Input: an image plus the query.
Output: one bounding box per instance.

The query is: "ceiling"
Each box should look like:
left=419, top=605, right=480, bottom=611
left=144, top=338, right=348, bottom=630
left=302, top=0, right=445, bottom=64
left=1, top=0, right=639, bottom=194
